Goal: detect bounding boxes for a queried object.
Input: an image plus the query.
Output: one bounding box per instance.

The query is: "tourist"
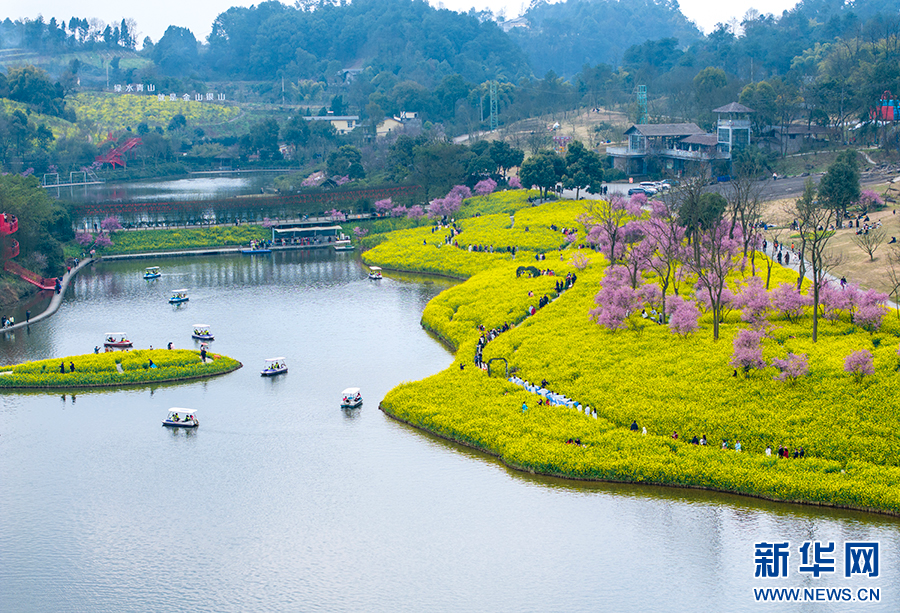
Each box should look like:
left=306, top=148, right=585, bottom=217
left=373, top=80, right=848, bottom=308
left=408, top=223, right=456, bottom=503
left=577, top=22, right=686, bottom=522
left=735, top=441, right=742, bottom=452
left=691, top=435, right=699, bottom=445
left=70, top=362, right=75, bottom=372
left=641, top=426, right=646, bottom=435
left=630, top=420, right=639, bottom=432
left=721, top=439, right=728, bottom=449
left=521, top=402, right=528, bottom=413
left=672, top=431, right=678, bottom=440
left=765, top=445, right=772, bottom=457
left=700, top=435, right=707, bottom=445
left=59, top=362, right=65, bottom=373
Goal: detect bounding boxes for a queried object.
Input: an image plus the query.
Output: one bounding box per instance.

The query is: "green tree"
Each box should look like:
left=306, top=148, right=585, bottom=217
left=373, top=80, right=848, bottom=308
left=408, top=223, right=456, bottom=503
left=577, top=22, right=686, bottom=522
left=327, top=145, right=364, bottom=179
left=488, top=140, right=524, bottom=179
left=152, top=26, right=199, bottom=76
left=818, top=150, right=860, bottom=219
left=5, top=65, right=68, bottom=118
left=562, top=141, right=604, bottom=200
left=519, top=151, right=564, bottom=198
left=0, top=175, right=69, bottom=275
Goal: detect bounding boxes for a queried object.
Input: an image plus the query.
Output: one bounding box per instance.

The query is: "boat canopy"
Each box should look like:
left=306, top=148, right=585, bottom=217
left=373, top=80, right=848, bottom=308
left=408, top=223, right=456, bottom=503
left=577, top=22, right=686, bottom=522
left=167, top=407, right=197, bottom=416
left=342, top=387, right=360, bottom=396
left=369, top=266, right=382, bottom=271
left=105, top=332, right=126, bottom=336
left=172, top=288, right=189, bottom=293
left=193, top=324, right=210, bottom=329
left=265, top=357, right=286, bottom=364
left=145, top=266, right=160, bottom=271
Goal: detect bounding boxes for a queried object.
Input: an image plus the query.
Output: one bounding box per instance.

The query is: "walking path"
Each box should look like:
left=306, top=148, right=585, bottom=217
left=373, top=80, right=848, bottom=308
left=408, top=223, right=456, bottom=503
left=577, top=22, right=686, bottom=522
left=3, top=257, right=95, bottom=333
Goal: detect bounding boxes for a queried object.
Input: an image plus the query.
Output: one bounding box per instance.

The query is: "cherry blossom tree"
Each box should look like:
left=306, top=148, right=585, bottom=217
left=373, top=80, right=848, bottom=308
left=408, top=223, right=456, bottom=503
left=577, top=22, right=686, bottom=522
left=770, top=282, right=811, bottom=322
left=771, top=352, right=808, bottom=383
left=686, top=218, right=744, bottom=340
left=391, top=205, right=409, bottom=218
left=819, top=281, right=851, bottom=322
left=580, top=195, right=642, bottom=265
left=591, top=266, right=655, bottom=331
left=730, top=328, right=766, bottom=377
left=847, top=284, right=888, bottom=331
left=735, top=276, right=770, bottom=328
left=353, top=226, right=368, bottom=239
left=100, top=216, right=122, bottom=232
left=642, top=199, right=686, bottom=324
left=76, top=232, right=94, bottom=246
left=407, top=205, right=425, bottom=219
left=667, top=294, right=700, bottom=337
left=94, top=233, right=113, bottom=247
left=844, top=349, right=874, bottom=382
left=474, top=178, right=497, bottom=195
left=374, top=198, right=393, bottom=214
left=508, top=176, right=522, bottom=189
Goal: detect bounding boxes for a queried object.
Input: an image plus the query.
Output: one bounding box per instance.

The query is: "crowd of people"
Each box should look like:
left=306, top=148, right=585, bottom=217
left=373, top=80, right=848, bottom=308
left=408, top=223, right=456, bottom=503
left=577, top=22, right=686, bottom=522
left=630, top=420, right=807, bottom=458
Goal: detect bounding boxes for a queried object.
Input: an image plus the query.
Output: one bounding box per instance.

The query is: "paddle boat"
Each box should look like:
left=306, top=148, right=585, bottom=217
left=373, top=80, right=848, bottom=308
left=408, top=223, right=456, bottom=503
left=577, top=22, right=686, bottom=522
left=340, top=387, right=363, bottom=408
left=143, top=266, right=161, bottom=279
left=103, top=332, right=132, bottom=348
left=261, top=357, right=288, bottom=377
left=162, top=408, right=199, bottom=428
left=333, top=234, right=355, bottom=251
left=368, top=266, right=382, bottom=280
left=169, top=289, right=189, bottom=304
left=192, top=324, right=214, bottom=341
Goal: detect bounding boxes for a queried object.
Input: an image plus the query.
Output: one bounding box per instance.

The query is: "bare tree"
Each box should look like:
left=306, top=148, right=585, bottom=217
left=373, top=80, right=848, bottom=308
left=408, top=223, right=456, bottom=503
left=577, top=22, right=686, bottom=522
left=850, top=227, right=886, bottom=261
left=787, top=179, right=839, bottom=342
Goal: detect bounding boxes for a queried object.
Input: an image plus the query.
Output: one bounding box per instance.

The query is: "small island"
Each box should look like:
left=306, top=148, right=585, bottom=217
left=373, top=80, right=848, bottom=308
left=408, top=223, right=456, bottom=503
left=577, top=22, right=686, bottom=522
left=0, top=349, right=242, bottom=388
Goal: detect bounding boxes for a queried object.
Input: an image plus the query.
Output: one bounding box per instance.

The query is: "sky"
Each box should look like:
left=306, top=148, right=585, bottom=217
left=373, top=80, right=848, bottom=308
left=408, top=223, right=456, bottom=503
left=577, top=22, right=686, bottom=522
left=12, top=0, right=801, bottom=46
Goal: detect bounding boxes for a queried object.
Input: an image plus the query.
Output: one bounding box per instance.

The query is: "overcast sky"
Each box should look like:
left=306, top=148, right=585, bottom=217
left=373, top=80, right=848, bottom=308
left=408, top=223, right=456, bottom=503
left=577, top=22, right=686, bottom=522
left=13, top=0, right=800, bottom=46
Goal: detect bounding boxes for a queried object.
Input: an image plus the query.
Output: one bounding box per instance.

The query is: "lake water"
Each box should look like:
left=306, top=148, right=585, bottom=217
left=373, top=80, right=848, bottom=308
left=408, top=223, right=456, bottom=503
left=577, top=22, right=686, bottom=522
left=1, top=251, right=897, bottom=612
left=49, top=173, right=278, bottom=204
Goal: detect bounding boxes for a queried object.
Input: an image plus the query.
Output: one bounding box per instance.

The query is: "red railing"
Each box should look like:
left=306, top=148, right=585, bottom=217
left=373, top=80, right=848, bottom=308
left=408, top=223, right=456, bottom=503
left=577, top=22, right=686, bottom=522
left=3, top=259, right=57, bottom=290
left=2, top=239, right=19, bottom=260
left=0, top=214, right=17, bottom=235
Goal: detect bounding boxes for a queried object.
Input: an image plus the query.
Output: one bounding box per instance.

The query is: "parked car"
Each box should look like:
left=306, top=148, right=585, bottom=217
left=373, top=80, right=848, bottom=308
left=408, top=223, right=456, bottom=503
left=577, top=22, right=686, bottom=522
left=628, top=187, right=650, bottom=196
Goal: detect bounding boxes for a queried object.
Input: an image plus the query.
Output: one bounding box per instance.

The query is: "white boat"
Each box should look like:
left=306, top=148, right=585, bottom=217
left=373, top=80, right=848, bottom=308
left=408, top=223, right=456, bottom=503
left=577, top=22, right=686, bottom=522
left=261, top=357, right=288, bottom=377
left=192, top=324, right=214, bottom=341
left=169, top=289, right=189, bottom=304
left=162, top=408, right=199, bottom=428
left=341, top=387, right=363, bottom=408
left=103, top=332, right=132, bottom=348
left=143, top=266, right=161, bottom=279
left=334, top=233, right=355, bottom=251
left=368, top=266, right=382, bottom=280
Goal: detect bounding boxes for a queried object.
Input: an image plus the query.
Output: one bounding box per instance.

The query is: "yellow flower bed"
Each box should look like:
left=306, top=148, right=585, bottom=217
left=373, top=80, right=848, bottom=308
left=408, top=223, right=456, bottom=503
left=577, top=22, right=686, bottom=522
left=0, top=349, right=241, bottom=388
left=68, top=92, right=240, bottom=133
left=367, top=191, right=900, bottom=514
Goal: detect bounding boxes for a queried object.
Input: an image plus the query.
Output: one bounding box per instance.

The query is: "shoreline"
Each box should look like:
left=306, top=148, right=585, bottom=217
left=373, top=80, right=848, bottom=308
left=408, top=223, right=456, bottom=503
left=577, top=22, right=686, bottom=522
left=378, top=403, right=900, bottom=518
left=2, top=257, right=96, bottom=333
left=0, top=361, right=243, bottom=390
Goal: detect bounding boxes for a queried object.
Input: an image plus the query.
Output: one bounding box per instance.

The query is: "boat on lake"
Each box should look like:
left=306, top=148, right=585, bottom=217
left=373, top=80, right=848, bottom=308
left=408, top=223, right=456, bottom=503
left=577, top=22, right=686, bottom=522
left=169, top=289, right=189, bottom=304
left=162, top=408, right=198, bottom=428
left=333, top=233, right=355, bottom=251
left=341, top=387, right=363, bottom=408
left=103, top=332, right=132, bottom=348
left=368, top=266, right=382, bottom=280
left=192, top=324, right=214, bottom=341
left=261, top=357, right=287, bottom=376
left=143, top=266, right=161, bottom=279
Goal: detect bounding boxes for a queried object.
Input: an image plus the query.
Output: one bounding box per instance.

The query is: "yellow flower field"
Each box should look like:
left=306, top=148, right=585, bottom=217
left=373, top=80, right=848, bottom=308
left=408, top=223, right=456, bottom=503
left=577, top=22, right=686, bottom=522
left=367, top=192, right=900, bottom=515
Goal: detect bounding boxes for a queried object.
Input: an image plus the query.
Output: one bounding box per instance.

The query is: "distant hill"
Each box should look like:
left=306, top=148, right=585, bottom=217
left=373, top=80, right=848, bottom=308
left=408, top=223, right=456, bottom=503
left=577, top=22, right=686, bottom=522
left=512, top=0, right=702, bottom=77
left=204, top=0, right=532, bottom=85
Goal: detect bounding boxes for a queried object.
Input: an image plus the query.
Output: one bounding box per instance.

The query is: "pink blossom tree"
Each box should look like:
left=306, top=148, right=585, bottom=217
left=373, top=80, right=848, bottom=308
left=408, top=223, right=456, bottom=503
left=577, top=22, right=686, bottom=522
left=686, top=218, right=745, bottom=340
left=730, top=328, right=766, bottom=377
left=856, top=189, right=884, bottom=212
left=474, top=178, right=497, bottom=195
left=100, top=216, right=122, bottom=232
left=302, top=171, right=325, bottom=187
left=262, top=217, right=275, bottom=228
left=76, top=232, right=94, bottom=246
left=374, top=198, right=393, bottom=214
left=770, top=283, right=811, bottom=323
left=580, top=195, right=641, bottom=265
left=407, top=205, right=425, bottom=219
left=735, top=276, right=770, bottom=328
left=771, top=352, right=808, bottom=383
left=391, top=205, right=409, bottom=218
left=508, top=176, right=522, bottom=189
left=327, top=209, right=347, bottom=221
left=591, top=266, right=645, bottom=331
left=447, top=185, right=472, bottom=201
left=353, top=226, right=368, bottom=239
left=667, top=294, right=700, bottom=336
left=847, top=284, right=888, bottom=331
left=642, top=199, right=687, bottom=324
left=844, top=349, right=874, bottom=382
left=819, top=281, right=851, bottom=323
left=94, top=233, right=113, bottom=248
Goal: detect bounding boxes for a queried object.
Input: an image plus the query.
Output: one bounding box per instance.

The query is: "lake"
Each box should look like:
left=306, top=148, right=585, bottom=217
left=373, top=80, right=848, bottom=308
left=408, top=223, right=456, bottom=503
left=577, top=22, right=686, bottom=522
left=0, top=250, right=896, bottom=612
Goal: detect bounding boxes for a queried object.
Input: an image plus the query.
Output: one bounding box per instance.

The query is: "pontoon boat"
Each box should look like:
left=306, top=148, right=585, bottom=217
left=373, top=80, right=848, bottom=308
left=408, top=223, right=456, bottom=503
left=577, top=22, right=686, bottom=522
left=341, top=387, right=363, bottom=408
left=169, top=289, right=189, bottom=304
left=261, top=357, right=288, bottom=376
left=368, top=266, right=382, bottom=280
left=162, top=408, right=199, bottom=428
left=192, top=324, right=214, bottom=341
left=103, top=332, right=132, bottom=348
left=143, top=266, right=161, bottom=279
